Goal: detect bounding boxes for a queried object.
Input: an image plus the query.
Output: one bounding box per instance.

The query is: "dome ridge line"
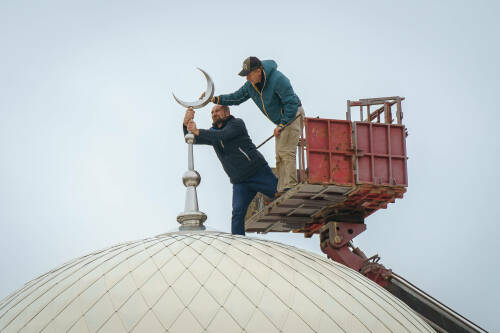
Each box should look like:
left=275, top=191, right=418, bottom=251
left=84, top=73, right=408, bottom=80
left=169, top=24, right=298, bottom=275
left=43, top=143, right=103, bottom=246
left=0, top=233, right=436, bottom=332
left=2, top=237, right=163, bottom=332
left=251, top=238, right=426, bottom=332
left=197, top=234, right=348, bottom=332
left=0, top=238, right=154, bottom=330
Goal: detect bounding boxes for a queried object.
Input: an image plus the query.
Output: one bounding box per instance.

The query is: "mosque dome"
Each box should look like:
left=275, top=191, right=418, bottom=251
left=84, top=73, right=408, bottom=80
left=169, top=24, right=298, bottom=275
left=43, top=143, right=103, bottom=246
left=0, top=231, right=434, bottom=332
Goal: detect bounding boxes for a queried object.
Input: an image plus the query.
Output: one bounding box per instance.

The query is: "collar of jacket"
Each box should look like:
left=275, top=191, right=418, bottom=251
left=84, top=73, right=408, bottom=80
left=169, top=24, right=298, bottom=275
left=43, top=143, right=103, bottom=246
left=211, top=115, right=234, bottom=129
left=251, top=69, right=267, bottom=93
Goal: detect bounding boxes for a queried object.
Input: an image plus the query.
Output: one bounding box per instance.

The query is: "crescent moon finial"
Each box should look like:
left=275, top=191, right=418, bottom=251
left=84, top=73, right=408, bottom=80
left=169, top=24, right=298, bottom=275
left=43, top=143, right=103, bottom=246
left=172, top=68, right=215, bottom=109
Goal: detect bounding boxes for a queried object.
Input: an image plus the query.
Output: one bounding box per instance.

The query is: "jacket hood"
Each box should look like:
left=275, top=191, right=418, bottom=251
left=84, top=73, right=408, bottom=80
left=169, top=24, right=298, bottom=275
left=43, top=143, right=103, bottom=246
left=261, top=60, right=277, bottom=78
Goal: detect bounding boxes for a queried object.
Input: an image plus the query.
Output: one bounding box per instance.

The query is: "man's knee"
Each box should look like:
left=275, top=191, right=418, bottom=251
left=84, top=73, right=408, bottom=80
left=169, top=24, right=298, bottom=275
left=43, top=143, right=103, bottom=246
left=277, top=139, right=298, bottom=152
left=277, top=151, right=296, bottom=160
left=232, top=206, right=247, bottom=217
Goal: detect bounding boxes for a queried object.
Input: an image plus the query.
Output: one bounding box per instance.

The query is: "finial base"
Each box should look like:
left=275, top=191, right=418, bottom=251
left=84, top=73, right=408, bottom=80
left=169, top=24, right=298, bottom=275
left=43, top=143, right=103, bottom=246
left=177, top=211, right=207, bottom=231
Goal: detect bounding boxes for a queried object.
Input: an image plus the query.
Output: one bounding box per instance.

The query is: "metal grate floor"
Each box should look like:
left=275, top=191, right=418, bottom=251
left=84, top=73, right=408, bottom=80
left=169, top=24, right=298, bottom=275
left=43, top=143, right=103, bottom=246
left=245, top=184, right=353, bottom=234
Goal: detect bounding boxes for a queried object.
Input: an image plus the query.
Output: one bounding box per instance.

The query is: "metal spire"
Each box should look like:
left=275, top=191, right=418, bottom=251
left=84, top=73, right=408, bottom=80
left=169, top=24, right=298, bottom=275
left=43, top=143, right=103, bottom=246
left=173, top=68, right=214, bottom=231
left=176, top=131, right=207, bottom=230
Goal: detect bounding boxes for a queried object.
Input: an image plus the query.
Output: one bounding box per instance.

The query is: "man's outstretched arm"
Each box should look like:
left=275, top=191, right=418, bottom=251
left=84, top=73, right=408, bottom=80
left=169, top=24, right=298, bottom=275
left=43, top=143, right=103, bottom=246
left=212, top=84, right=250, bottom=106
left=193, top=118, right=246, bottom=144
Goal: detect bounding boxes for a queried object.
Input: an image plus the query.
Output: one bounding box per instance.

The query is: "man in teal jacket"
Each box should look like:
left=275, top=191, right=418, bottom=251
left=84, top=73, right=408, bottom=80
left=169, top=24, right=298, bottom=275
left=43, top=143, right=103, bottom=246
left=211, top=57, right=305, bottom=193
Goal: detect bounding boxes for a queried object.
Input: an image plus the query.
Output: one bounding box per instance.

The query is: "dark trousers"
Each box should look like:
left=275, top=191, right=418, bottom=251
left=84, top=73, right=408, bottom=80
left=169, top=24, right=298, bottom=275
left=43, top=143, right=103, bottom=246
left=232, top=165, right=278, bottom=235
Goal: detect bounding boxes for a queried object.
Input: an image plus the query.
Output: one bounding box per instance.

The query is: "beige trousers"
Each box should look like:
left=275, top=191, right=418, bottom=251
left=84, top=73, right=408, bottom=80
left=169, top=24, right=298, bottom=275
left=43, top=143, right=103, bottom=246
left=275, top=106, right=305, bottom=192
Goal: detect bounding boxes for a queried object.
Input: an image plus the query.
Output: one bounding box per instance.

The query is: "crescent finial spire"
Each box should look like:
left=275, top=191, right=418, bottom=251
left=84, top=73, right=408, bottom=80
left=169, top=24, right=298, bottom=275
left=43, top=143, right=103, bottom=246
left=172, top=68, right=214, bottom=109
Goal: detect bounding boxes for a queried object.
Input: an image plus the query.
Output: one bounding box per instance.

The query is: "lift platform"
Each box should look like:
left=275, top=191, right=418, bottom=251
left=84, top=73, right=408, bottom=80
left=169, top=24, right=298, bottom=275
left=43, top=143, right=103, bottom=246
left=245, top=96, right=487, bottom=332
left=245, top=96, right=408, bottom=236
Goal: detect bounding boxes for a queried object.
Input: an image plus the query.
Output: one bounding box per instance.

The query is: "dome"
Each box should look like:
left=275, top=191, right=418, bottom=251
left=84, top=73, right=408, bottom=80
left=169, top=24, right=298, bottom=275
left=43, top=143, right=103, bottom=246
left=0, top=232, right=434, bottom=332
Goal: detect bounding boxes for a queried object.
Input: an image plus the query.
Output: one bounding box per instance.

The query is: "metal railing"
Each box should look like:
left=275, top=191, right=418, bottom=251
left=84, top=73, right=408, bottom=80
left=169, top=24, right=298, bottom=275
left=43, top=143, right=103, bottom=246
left=347, top=96, right=405, bottom=125
left=297, top=123, right=307, bottom=184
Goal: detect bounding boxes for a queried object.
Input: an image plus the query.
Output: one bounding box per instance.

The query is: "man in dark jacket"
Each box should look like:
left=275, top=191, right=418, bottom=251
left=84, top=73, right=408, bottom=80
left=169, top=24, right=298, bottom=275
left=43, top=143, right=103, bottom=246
left=211, top=57, right=305, bottom=193
left=183, top=105, right=277, bottom=235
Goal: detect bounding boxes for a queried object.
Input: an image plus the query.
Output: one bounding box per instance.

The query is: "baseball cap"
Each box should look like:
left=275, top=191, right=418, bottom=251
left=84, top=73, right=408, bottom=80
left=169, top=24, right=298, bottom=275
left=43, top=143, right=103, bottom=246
left=238, top=56, right=262, bottom=76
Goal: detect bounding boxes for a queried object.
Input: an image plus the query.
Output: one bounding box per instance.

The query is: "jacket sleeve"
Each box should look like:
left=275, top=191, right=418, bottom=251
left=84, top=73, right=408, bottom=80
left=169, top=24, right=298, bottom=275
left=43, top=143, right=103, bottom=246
left=215, top=84, right=250, bottom=106
left=183, top=125, right=212, bottom=145
left=275, top=75, right=299, bottom=127
left=197, top=119, right=245, bottom=144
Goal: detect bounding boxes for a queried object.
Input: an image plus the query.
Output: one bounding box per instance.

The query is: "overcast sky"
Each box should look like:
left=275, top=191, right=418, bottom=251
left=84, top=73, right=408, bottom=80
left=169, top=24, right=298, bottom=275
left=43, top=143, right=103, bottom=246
left=1, top=0, right=498, bottom=331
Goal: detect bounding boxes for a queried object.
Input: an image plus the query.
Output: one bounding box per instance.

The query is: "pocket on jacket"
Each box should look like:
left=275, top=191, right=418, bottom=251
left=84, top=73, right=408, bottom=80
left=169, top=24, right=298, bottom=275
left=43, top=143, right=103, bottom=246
left=238, top=147, right=251, bottom=161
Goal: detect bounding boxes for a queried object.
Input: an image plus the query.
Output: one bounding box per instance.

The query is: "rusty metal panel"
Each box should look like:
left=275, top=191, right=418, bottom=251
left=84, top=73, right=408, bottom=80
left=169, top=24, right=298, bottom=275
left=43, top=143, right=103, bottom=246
left=354, top=122, right=408, bottom=186
left=305, top=118, right=354, bottom=185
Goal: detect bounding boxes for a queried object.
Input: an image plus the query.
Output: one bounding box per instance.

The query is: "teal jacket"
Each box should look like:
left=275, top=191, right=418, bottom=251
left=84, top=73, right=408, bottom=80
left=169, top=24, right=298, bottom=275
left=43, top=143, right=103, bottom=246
left=214, top=60, right=300, bottom=128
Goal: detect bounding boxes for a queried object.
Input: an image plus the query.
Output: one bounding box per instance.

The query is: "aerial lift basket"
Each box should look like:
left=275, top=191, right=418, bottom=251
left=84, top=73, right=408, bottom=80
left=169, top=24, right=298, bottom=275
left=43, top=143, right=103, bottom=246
left=245, top=96, right=407, bottom=236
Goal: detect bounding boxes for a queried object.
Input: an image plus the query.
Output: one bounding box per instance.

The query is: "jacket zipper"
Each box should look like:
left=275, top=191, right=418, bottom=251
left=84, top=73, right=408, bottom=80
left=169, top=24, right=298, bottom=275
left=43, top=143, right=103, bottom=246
left=220, top=140, right=224, bottom=149
left=238, top=147, right=251, bottom=161
left=251, top=71, right=271, bottom=120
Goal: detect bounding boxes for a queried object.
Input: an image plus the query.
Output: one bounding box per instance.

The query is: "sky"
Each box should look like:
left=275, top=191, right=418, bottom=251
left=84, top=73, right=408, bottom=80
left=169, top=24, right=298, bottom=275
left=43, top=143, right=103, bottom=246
left=0, top=0, right=498, bottom=331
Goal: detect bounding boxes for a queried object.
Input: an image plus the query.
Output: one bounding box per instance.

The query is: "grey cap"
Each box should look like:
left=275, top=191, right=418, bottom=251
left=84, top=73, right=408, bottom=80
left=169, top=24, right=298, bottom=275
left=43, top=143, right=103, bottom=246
left=238, top=56, right=262, bottom=76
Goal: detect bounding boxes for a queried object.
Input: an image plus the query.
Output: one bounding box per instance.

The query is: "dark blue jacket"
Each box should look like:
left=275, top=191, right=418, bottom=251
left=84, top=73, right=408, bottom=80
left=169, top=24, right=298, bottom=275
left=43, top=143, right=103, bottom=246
left=183, top=116, right=268, bottom=184
left=214, top=60, right=300, bottom=128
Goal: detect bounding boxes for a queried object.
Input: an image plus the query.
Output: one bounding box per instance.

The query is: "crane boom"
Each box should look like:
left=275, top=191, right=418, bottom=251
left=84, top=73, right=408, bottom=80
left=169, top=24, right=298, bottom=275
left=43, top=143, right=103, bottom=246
left=387, top=273, right=487, bottom=333
left=319, top=221, right=487, bottom=333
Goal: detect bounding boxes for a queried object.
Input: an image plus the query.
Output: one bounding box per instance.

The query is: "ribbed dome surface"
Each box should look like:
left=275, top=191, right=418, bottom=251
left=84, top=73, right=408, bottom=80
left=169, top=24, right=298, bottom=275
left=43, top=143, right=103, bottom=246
left=0, top=232, right=434, bottom=332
